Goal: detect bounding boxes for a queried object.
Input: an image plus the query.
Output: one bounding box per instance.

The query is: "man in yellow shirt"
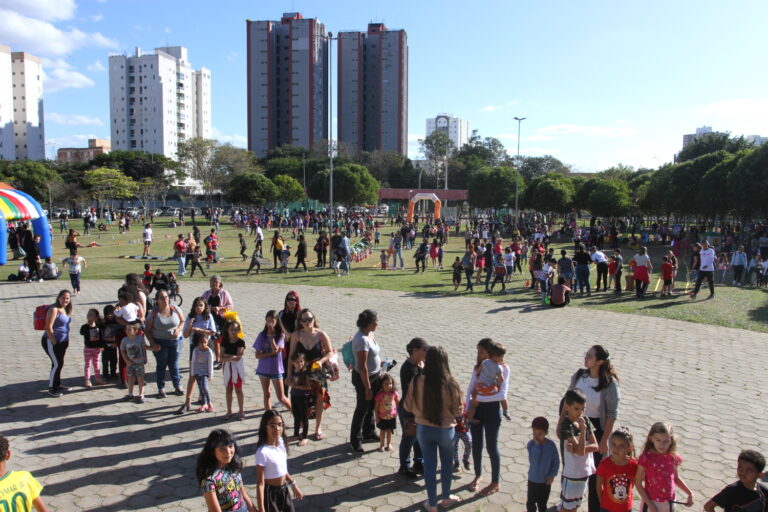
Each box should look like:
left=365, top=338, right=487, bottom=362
left=0, top=436, right=49, bottom=512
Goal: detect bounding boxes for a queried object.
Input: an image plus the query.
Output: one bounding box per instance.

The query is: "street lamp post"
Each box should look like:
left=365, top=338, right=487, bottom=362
left=513, top=116, right=526, bottom=229
left=325, top=32, right=336, bottom=227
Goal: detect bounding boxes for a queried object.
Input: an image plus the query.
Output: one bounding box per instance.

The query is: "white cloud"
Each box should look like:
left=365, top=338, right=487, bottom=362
left=211, top=127, right=247, bottom=148
left=481, top=100, right=519, bottom=112
left=537, top=123, right=636, bottom=138
left=0, top=8, right=117, bottom=56
left=46, top=133, right=101, bottom=150
left=408, top=133, right=424, bottom=142
left=90, top=13, right=103, bottom=22
left=525, top=134, right=555, bottom=142
left=87, top=60, right=105, bottom=72
left=44, top=66, right=94, bottom=93
left=47, top=112, right=103, bottom=126
left=164, top=27, right=172, bottom=34
left=0, top=0, right=76, bottom=22
left=226, top=51, right=239, bottom=62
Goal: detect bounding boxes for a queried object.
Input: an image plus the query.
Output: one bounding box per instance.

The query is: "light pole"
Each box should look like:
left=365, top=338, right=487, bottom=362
left=513, top=116, right=526, bottom=229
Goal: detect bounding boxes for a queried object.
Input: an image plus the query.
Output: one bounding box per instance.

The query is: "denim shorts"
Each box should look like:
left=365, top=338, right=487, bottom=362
left=561, top=272, right=573, bottom=280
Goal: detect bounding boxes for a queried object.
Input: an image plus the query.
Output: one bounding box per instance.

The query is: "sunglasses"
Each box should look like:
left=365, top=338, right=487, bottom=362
left=300, top=317, right=313, bottom=322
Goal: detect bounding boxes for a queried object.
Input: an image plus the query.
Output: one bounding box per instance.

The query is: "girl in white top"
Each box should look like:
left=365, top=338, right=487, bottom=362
left=255, top=410, right=303, bottom=512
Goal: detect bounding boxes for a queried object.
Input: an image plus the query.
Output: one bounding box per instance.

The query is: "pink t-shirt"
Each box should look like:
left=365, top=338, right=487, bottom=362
left=638, top=452, right=682, bottom=502
left=375, top=390, right=399, bottom=420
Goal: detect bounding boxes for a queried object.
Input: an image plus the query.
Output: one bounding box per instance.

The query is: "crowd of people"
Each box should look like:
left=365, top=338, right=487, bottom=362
left=28, top=274, right=767, bottom=512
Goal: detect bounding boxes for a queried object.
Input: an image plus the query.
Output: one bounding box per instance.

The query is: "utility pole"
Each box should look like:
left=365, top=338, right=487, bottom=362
left=514, top=116, right=526, bottom=228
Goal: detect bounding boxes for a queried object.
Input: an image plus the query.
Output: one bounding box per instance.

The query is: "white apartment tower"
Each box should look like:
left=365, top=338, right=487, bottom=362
left=246, top=13, right=329, bottom=157
left=0, top=47, right=45, bottom=160
left=338, top=23, right=408, bottom=155
left=109, top=46, right=211, bottom=159
left=426, top=114, right=469, bottom=151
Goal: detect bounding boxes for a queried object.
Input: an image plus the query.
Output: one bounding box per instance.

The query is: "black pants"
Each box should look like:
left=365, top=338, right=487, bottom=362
left=294, top=257, right=307, bottom=271
left=350, top=370, right=380, bottom=444
left=614, top=271, right=623, bottom=293
left=489, top=274, right=505, bottom=291
left=189, top=261, right=206, bottom=277
left=733, top=265, right=744, bottom=283
left=693, top=270, right=715, bottom=296
left=291, top=391, right=309, bottom=440
left=514, top=257, right=523, bottom=274
left=635, top=278, right=648, bottom=298
left=273, top=248, right=281, bottom=268
left=415, top=257, right=425, bottom=272
left=527, top=481, right=551, bottom=512
left=595, top=261, right=608, bottom=290
left=41, top=336, right=68, bottom=391
left=587, top=417, right=604, bottom=512
left=102, top=345, right=118, bottom=376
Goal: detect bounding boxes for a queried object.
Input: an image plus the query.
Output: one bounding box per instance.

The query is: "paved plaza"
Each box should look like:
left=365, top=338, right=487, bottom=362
left=1, top=279, right=766, bottom=511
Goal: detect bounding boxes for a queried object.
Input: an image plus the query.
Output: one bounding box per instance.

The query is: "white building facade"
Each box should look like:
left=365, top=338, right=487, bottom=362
left=0, top=47, right=45, bottom=160
left=109, top=46, right=211, bottom=159
left=426, top=114, right=469, bottom=151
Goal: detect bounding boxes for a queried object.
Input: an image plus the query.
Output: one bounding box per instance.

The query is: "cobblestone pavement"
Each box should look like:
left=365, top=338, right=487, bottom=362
left=1, top=279, right=766, bottom=511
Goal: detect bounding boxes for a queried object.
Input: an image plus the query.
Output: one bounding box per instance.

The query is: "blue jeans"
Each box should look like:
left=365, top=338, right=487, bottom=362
left=416, top=424, right=455, bottom=507
left=470, top=401, right=502, bottom=484
left=397, top=402, right=422, bottom=469
left=152, top=337, right=182, bottom=390
left=392, top=248, right=404, bottom=268
left=575, top=264, right=590, bottom=293
left=177, top=255, right=186, bottom=275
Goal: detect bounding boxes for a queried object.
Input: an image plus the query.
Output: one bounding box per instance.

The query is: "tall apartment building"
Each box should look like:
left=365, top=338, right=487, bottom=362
left=426, top=114, right=470, bottom=151
left=0, top=46, right=45, bottom=160
left=246, top=13, right=328, bottom=157
left=109, top=46, right=211, bottom=159
left=338, top=23, right=408, bottom=155
left=682, top=126, right=713, bottom=148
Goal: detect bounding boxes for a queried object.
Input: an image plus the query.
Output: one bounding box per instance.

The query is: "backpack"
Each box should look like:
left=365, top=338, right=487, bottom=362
left=495, top=263, right=507, bottom=276
left=34, top=304, right=50, bottom=330
left=341, top=340, right=355, bottom=370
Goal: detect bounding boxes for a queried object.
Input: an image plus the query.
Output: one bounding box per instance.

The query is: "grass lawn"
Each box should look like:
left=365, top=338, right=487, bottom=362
left=35, top=219, right=768, bottom=333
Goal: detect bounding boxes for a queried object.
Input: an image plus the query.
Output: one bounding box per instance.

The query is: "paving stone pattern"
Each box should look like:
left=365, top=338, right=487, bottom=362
left=1, top=279, right=766, bottom=511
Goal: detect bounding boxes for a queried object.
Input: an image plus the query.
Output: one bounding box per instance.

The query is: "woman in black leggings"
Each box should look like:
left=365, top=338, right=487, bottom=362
left=41, top=290, right=73, bottom=397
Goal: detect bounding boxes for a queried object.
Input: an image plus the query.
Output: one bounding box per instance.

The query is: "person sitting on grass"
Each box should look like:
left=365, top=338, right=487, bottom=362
left=550, top=277, right=571, bottom=308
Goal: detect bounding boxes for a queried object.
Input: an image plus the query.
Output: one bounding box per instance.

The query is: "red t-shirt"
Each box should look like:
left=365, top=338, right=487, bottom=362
left=174, top=240, right=186, bottom=253
left=661, top=262, right=673, bottom=280
left=608, top=261, right=617, bottom=275
left=597, top=457, right=638, bottom=512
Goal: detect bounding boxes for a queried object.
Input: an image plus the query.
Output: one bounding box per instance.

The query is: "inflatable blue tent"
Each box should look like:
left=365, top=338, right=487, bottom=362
left=0, top=182, right=52, bottom=265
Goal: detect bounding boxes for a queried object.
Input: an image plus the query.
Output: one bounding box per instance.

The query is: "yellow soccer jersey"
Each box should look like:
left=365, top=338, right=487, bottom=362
left=0, top=471, right=43, bottom=512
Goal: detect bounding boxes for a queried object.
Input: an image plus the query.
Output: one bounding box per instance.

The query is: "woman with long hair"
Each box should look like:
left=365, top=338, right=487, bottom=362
left=348, top=309, right=382, bottom=452
left=42, top=290, right=73, bottom=397
left=254, top=410, right=303, bottom=511
left=560, top=344, right=621, bottom=512
left=404, top=346, right=462, bottom=512
left=286, top=308, right=334, bottom=440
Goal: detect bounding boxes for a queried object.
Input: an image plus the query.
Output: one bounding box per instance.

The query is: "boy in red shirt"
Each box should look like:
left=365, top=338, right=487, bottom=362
left=660, top=256, right=674, bottom=297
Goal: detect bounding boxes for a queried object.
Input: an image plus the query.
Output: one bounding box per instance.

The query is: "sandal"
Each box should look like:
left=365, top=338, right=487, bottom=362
left=439, top=495, right=460, bottom=507
left=221, top=412, right=232, bottom=421
left=237, top=412, right=246, bottom=421
left=422, top=500, right=438, bottom=512
left=468, top=477, right=481, bottom=492
left=313, top=432, right=325, bottom=441
left=297, top=438, right=308, bottom=447
left=478, top=483, right=499, bottom=497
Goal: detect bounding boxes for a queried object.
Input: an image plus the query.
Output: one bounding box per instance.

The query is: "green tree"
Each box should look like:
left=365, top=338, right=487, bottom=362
left=386, top=158, right=419, bottom=188
left=468, top=166, right=524, bottom=208
left=90, top=150, right=180, bottom=182
left=308, top=163, right=379, bottom=206
left=354, top=150, right=406, bottom=184
left=212, top=144, right=259, bottom=176
left=528, top=173, right=575, bottom=213
left=676, top=132, right=753, bottom=163
left=177, top=138, right=218, bottom=207
left=518, top=155, right=570, bottom=182
left=225, top=172, right=278, bottom=206
left=596, top=163, right=634, bottom=182
left=420, top=131, right=454, bottom=189
left=264, top=157, right=303, bottom=180
left=271, top=174, right=305, bottom=203
left=729, top=144, right=768, bottom=220
left=0, top=160, right=61, bottom=201
left=586, top=179, right=631, bottom=218
left=700, top=151, right=745, bottom=220
left=84, top=167, right=138, bottom=207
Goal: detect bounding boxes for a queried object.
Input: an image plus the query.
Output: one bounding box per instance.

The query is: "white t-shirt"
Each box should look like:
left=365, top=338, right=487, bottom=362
left=116, top=303, right=139, bottom=322
left=590, top=251, right=607, bottom=264
left=540, top=263, right=553, bottom=280
left=503, top=253, right=514, bottom=266
left=699, top=248, right=716, bottom=271
left=143, top=228, right=153, bottom=242
left=573, top=375, right=601, bottom=418
left=63, top=256, right=84, bottom=274
left=255, top=438, right=288, bottom=480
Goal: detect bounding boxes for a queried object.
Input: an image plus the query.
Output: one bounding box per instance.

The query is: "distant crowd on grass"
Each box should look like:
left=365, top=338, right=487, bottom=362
left=20, top=274, right=768, bottom=512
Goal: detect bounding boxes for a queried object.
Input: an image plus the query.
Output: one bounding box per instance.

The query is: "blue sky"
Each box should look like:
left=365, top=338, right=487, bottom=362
left=2, top=0, right=767, bottom=172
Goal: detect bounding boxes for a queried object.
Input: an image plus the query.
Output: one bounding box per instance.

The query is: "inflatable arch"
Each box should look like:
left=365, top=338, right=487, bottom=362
left=406, top=193, right=442, bottom=223
left=0, top=182, right=52, bottom=266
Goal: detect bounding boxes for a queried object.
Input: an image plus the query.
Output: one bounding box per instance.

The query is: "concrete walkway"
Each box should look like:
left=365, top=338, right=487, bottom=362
left=1, top=279, right=765, bottom=511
